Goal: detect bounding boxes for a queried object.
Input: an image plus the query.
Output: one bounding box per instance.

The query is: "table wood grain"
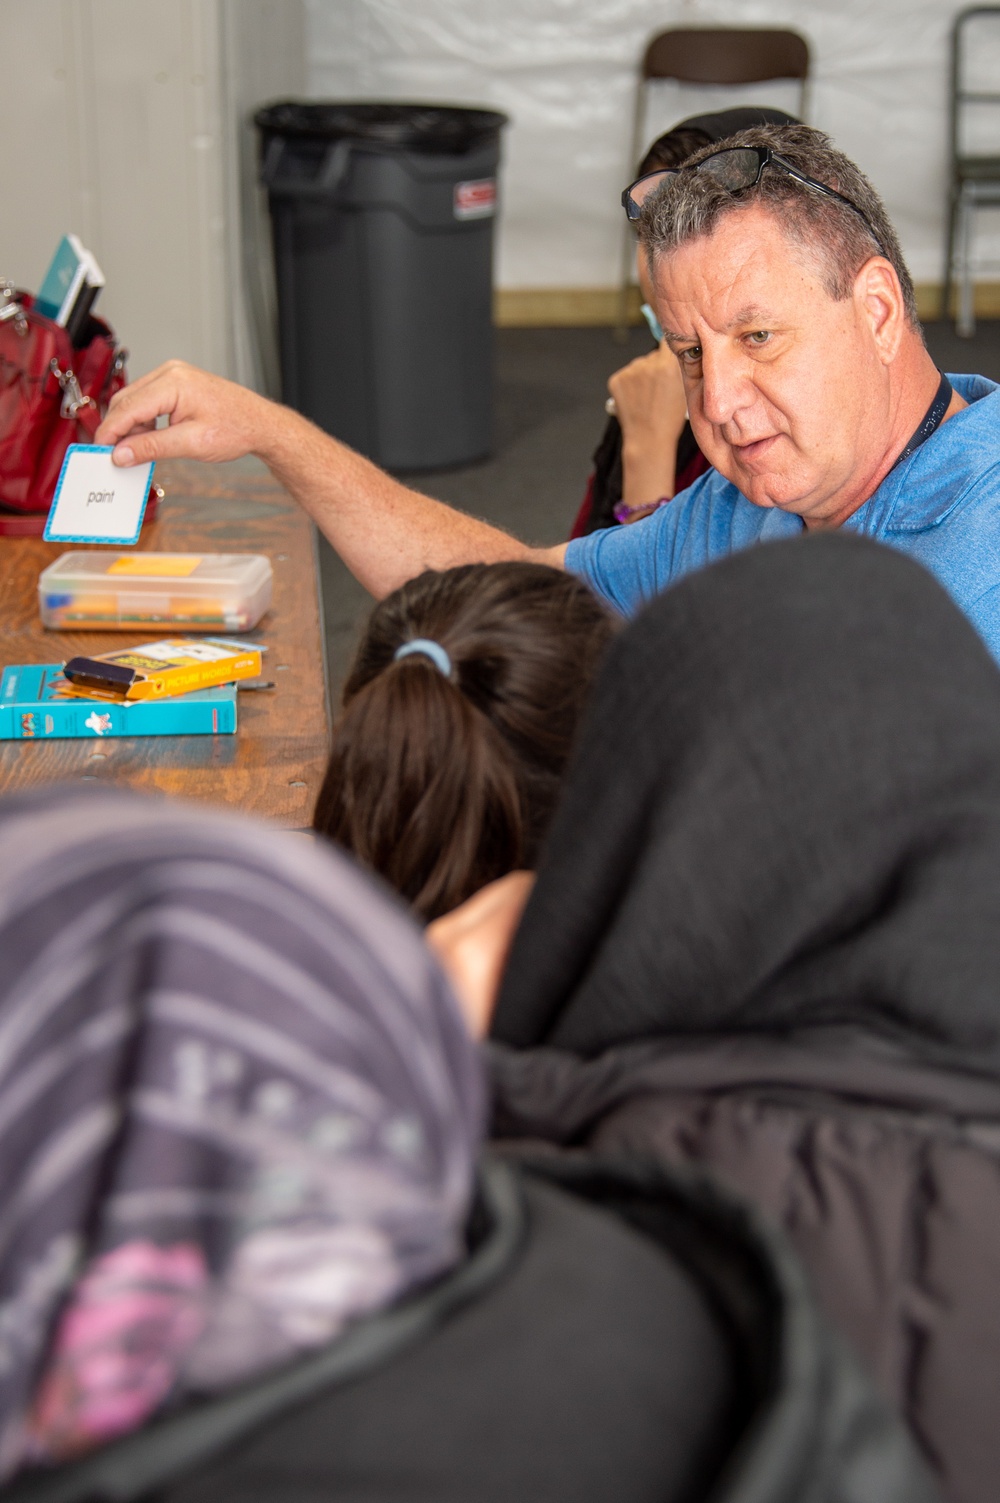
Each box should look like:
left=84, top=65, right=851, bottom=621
left=0, top=458, right=331, bottom=827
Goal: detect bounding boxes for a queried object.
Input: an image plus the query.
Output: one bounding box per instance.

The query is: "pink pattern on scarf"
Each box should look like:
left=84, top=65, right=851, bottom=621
left=29, top=1242, right=207, bottom=1457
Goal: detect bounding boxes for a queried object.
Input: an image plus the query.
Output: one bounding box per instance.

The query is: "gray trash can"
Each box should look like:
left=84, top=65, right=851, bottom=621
left=255, top=102, right=508, bottom=472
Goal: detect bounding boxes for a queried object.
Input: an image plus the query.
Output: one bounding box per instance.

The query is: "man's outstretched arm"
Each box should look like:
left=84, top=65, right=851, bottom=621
left=95, top=361, right=567, bottom=599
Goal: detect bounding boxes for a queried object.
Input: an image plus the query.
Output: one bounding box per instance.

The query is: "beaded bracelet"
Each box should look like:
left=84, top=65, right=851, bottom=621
left=612, top=496, right=672, bottom=525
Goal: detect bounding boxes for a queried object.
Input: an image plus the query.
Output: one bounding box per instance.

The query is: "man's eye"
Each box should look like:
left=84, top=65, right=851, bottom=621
left=747, top=330, right=771, bottom=346
left=679, top=345, right=702, bottom=364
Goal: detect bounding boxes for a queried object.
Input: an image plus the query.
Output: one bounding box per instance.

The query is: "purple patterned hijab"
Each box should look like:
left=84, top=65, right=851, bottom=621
left=0, top=787, right=483, bottom=1475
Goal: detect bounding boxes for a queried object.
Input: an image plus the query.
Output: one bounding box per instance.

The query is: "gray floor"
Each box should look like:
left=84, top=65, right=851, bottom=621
left=319, top=317, right=1000, bottom=702
left=318, top=324, right=650, bottom=700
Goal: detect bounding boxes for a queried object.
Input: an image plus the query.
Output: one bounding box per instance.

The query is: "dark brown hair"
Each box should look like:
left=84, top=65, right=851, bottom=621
left=638, top=126, right=713, bottom=178
left=313, top=563, right=616, bottom=921
left=636, top=109, right=800, bottom=180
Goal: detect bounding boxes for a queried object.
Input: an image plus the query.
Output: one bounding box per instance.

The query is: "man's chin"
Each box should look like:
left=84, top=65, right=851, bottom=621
left=702, top=437, right=815, bottom=513
left=723, top=463, right=813, bottom=515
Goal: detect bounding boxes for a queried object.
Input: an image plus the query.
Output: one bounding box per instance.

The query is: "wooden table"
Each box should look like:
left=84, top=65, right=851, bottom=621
left=0, top=458, right=331, bottom=827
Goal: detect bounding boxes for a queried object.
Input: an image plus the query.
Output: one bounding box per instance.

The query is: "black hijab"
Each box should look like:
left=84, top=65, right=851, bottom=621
left=666, top=106, right=798, bottom=146
left=492, top=535, right=1000, bottom=1068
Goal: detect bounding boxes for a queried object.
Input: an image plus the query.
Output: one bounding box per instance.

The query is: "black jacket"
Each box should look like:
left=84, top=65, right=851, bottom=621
left=491, top=1034, right=1000, bottom=1503
left=1, top=1156, right=935, bottom=1503
left=486, top=537, right=1000, bottom=1502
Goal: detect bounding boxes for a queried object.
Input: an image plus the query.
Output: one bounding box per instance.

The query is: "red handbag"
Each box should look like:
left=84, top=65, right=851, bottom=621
left=0, top=281, right=158, bottom=537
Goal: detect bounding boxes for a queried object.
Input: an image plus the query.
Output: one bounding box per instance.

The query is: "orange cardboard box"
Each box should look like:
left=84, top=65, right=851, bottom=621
left=60, top=637, right=263, bottom=702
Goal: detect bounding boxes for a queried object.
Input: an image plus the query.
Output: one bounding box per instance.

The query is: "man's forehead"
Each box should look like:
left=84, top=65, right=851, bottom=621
left=651, top=210, right=824, bottom=338
left=659, top=304, right=772, bottom=344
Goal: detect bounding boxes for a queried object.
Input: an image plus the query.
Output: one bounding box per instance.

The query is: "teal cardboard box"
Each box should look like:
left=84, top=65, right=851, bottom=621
left=0, top=664, right=237, bottom=740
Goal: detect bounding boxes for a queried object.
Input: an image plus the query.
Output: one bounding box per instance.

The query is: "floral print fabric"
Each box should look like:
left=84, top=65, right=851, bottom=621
left=0, top=788, right=483, bottom=1474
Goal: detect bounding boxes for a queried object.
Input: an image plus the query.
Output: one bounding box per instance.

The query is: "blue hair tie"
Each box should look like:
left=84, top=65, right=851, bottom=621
left=393, top=638, right=452, bottom=677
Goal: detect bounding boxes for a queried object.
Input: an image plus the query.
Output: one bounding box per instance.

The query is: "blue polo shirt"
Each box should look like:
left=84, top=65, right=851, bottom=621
left=566, top=373, right=1000, bottom=659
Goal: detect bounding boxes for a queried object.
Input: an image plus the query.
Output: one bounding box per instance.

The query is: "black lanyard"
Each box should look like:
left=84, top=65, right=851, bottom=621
left=889, top=370, right=953, bottom=474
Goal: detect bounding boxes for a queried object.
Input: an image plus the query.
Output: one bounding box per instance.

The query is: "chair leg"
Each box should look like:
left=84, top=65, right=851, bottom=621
left=942, top=183, right=958, bottom=322
left=957, top=185, right=975, bottom=338
left=615, top=79, right=648, bottom=342
left=615, top=224, right=636, bottom=343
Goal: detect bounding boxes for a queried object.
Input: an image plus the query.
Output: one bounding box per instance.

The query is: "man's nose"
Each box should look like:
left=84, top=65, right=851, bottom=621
left=699, top=350, right=755, bottom=428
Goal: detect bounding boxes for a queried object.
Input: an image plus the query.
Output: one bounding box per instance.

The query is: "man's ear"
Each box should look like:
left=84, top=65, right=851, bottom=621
left=854, top=257, right=906, bottom=366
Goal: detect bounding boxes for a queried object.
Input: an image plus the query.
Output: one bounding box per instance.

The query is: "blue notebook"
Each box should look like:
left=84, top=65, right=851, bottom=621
left=35, top=235, right=90, bottom=324
left=0, top=664, right=237, bottom=740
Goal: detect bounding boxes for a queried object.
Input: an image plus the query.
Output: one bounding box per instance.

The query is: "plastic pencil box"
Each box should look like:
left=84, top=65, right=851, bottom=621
left=38, top=552, right=273, bottom=631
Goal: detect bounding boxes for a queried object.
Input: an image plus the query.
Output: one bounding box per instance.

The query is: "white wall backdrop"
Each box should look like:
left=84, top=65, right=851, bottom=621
left=1, top=0, right=303, bottom=381
left=305, top=0, right=1000, bottom=291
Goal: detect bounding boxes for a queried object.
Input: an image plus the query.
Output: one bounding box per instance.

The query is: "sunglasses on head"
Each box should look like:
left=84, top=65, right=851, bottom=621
left=622, top=145, right=887, bottom=258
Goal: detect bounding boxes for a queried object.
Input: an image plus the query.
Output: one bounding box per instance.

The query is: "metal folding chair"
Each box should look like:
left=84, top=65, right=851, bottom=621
left=942, top=6, right=1000, bottom=336
left=616, top=27, right=810, bottom=338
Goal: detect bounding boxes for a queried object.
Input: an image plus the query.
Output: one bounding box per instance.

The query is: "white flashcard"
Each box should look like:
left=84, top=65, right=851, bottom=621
left=44, top=445, right=154, bottom=546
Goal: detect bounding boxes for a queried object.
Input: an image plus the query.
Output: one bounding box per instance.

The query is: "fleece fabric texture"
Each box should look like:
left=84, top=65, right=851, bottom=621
left=149, top=1172, right=736, bottom=1503
left=70, top=1157, right=937, bottom=1503
left=495, top=532, right=1000, bottom=1065
left=489, top=1036, right=998, bottom=1503
left=491, top=533, right=1000, bottom=1501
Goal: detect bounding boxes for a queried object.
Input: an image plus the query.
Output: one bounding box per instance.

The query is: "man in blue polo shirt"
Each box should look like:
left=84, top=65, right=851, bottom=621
left=99, top=124, right=1000, bottom=656
left=564, top=121, right=1000, bottom=657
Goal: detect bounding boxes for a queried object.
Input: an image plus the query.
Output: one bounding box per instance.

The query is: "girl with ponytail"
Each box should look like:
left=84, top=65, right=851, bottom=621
left=312, top=562, right=615, bottom=921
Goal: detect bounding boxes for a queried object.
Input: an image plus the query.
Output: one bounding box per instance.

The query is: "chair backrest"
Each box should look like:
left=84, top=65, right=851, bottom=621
left=642, top=27, right=810, bottom=86
left=950, top=6, right=1000, bottom=167
left=615, top=24, right=811, bottom=338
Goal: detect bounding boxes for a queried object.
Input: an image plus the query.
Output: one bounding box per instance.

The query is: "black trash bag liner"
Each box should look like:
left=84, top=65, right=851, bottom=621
left=254, top=101, right=508, bottom=155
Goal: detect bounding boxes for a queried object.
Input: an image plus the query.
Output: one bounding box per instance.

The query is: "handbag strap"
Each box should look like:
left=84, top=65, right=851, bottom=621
left=0, top=281, right=29, bottom=337
left=49, top=358, right=103, bottom=441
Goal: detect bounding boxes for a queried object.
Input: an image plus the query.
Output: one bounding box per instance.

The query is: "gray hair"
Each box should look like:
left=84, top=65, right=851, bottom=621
left=638, top=123, right=919, bottom=328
